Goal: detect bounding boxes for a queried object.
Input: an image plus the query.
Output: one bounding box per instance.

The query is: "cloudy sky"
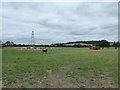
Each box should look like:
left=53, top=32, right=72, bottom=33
left=2, top=2, right=118, bottom=44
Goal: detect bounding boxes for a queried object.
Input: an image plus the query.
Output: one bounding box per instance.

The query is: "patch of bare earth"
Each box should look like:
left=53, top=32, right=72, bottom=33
left=34, top=67, right=77, bottom=88
left=76, top=72, right=118, bottom=88
left=3, top=67, right=118, bottom=88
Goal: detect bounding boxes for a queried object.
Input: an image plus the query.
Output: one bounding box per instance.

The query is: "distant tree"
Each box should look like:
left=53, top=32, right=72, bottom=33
left=74, top=44, right=81, bottom=47
left=5, top=41, right=11, bottom=46
left=10, top=42, right=14, bottom=45
left=98, top=40, right=110, bottom=48
left=5, top=41, right=14, bottom=46
left=113, top=42, right=120, bottom=49
left=18, top=44, right=22, bottom=46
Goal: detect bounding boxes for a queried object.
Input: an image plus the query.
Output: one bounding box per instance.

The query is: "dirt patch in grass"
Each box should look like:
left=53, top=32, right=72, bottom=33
left=3, top=67, right=118, bottom=88
left=76, top=72, right=118, bottom=88
left=34, top=66, right=77, bottom=88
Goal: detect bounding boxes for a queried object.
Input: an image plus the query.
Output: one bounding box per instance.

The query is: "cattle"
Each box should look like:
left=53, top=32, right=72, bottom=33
left=42, top=48, right=48, bottom=53
left=21, top=47, right=27, bottom=50
left=21, top=47, right=33, bottom=50
left=21, top=47, right=48, bottom=52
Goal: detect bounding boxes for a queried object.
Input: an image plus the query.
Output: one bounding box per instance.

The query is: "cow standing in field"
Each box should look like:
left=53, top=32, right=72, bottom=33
left=21, top=47, right=32, bottom=50
left=42, top=48, right=48, bottom=53
left=21, top=47, right=27, bottom=50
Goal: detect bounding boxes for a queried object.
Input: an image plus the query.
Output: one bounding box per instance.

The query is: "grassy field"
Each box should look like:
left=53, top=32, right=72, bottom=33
left=2, top=47, right=118, bottom=88
left=65, top=43, right=93, bottom=46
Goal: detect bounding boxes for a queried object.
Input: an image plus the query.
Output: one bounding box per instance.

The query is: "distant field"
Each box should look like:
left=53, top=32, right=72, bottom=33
left=2, top=47, right=118, bottom=88
left=65, top=43, right=93, bottom=46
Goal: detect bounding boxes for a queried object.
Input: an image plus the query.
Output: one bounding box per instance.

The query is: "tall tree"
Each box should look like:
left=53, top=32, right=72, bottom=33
left=5, top=41, right=14, bottom=46
left=98, top=40, right=110, bottom=47
left=113, top=42, right=120, bottom=49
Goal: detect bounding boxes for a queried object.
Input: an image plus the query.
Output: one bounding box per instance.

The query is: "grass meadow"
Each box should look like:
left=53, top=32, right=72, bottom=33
left=2, top=47, right=118, bottom=88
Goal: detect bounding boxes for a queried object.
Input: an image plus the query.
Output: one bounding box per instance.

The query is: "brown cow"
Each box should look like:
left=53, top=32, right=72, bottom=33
left=42, top=48, right=48, bottom=53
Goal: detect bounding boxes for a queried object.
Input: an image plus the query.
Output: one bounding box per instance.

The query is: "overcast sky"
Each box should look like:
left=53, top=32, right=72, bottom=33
left=2, top=2, right=118, bottom=44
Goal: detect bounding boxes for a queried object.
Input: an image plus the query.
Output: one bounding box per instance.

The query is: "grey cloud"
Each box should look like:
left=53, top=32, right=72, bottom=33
left=1, top=2, right=118, bottom=44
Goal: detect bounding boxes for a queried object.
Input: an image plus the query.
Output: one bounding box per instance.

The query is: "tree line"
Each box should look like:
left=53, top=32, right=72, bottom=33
left=1, top=40, right=120, bottom=48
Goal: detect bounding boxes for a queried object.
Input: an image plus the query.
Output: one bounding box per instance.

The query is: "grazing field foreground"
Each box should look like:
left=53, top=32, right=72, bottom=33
left=2, top=47, right=118, bottom=88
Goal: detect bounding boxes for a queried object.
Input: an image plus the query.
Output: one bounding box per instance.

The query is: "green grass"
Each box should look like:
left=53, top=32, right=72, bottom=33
left=66, top=43, right=93, bottom=46
left=0, top=48, right=2, bottom=81
left=2, top=47, right=118, bottom=86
